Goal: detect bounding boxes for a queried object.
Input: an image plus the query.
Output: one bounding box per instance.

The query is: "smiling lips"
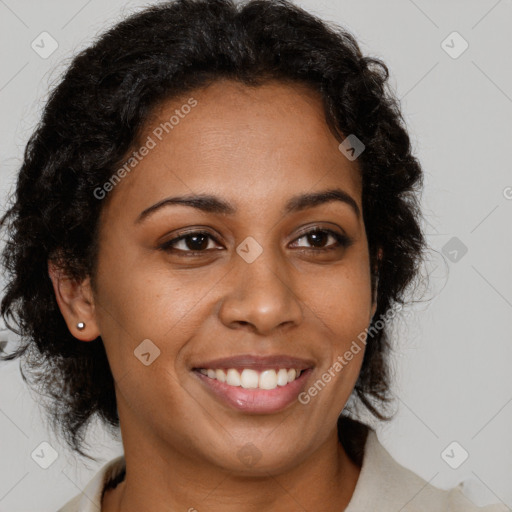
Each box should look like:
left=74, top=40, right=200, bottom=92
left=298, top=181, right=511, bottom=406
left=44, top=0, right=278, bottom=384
left=193, top=354, right=314, bottom=413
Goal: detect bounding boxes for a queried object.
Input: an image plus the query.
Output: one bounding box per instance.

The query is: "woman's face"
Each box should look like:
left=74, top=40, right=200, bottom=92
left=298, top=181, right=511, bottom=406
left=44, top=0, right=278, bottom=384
left=91, top=79, right=377, bottom=473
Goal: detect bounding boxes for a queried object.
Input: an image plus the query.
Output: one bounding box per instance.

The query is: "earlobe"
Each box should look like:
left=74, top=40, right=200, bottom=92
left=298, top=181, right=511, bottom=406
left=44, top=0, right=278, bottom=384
left=47, top=261, right=101, bottom=341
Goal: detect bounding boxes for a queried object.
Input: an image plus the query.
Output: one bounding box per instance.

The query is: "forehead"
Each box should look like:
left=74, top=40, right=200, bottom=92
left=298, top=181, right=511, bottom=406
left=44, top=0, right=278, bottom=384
left=103, top=79, right=362, bottom=219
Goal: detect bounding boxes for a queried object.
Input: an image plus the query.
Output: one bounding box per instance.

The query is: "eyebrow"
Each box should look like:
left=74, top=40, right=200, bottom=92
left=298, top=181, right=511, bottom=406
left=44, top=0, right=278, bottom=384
left=135, top=187, right=361, bottom=224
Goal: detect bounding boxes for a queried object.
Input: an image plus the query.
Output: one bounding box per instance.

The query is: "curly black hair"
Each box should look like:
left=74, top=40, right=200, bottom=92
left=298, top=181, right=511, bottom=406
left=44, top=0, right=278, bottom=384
left=0, top=0, right=426, bottom=460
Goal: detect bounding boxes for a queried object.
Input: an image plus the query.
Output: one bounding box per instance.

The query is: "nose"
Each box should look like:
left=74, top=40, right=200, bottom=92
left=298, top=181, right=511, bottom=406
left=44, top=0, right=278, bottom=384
left=217, top=246, right=304, bottom=336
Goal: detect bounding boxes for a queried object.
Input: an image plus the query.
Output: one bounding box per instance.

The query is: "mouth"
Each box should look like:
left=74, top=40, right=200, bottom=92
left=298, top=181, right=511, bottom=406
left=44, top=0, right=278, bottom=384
left=191, top=355, right=314, bottom=414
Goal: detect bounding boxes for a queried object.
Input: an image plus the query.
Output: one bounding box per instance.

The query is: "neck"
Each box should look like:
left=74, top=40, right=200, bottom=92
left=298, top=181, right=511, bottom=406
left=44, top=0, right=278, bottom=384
left=102, top=423, right=362, bottom=512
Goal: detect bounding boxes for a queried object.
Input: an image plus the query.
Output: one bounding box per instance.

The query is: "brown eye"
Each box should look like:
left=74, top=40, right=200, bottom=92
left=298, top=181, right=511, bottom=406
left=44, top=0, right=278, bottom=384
left=291, top=228, right=352, bottom=252
left=159, top=231, right=221, bottom=254
left=303, top=230, right=330, bottom=248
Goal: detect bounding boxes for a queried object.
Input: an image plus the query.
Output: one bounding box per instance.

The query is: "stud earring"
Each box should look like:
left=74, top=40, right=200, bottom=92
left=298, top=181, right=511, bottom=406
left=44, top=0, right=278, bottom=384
left=77, top=322, right=86, bottom=331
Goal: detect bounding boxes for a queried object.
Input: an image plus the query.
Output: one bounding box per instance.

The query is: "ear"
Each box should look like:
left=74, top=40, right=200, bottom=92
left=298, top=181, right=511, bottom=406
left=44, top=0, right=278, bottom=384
left=47, top=260, right=101, bottom=341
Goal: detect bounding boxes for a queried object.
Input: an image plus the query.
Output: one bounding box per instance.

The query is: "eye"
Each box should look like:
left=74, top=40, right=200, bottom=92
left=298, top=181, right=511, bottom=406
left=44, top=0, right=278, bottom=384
left=159, top=230, right=222, bottom=255
left=290, top=228, right=352, bottom=252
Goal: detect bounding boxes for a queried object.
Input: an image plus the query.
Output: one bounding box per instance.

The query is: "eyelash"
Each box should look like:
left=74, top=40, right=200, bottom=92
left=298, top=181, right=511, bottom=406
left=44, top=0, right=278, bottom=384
left=158, top=227, right=353, bottom=256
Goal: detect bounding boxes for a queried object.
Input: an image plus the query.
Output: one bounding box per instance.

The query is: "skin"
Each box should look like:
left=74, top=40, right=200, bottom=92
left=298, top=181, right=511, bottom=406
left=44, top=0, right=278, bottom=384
left=49, top=79, right=379, bottom=511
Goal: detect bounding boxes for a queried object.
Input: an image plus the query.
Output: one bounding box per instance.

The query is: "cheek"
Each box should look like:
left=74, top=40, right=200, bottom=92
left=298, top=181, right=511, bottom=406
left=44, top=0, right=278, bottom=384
left=93, top=262, right=213, bottom=431
left=303, top=261, right=373, bottom=339
left=298, top=257, right=373, bottom=397
left=94, top=255, right=218, bottom=373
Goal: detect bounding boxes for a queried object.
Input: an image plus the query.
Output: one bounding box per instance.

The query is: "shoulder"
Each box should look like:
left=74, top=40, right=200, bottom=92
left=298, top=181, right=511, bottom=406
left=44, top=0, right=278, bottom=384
left=345, top=429, right=508, bottom=512
left=57, top=455, right=126, bottom=512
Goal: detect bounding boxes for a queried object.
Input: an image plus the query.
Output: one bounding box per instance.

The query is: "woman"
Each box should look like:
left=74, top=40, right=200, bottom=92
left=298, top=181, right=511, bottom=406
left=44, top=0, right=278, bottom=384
left=0, top=0, right=507, bottom=511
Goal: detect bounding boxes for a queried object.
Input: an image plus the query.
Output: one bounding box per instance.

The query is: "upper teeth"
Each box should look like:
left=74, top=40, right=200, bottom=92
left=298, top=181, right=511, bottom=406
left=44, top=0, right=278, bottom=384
left=198, top=368, right=302, bottom=390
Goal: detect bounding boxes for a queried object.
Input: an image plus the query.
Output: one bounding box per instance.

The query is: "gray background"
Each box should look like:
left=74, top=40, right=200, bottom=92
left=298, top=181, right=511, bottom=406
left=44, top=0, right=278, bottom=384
left=0, top=0, right=511, bottom=510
